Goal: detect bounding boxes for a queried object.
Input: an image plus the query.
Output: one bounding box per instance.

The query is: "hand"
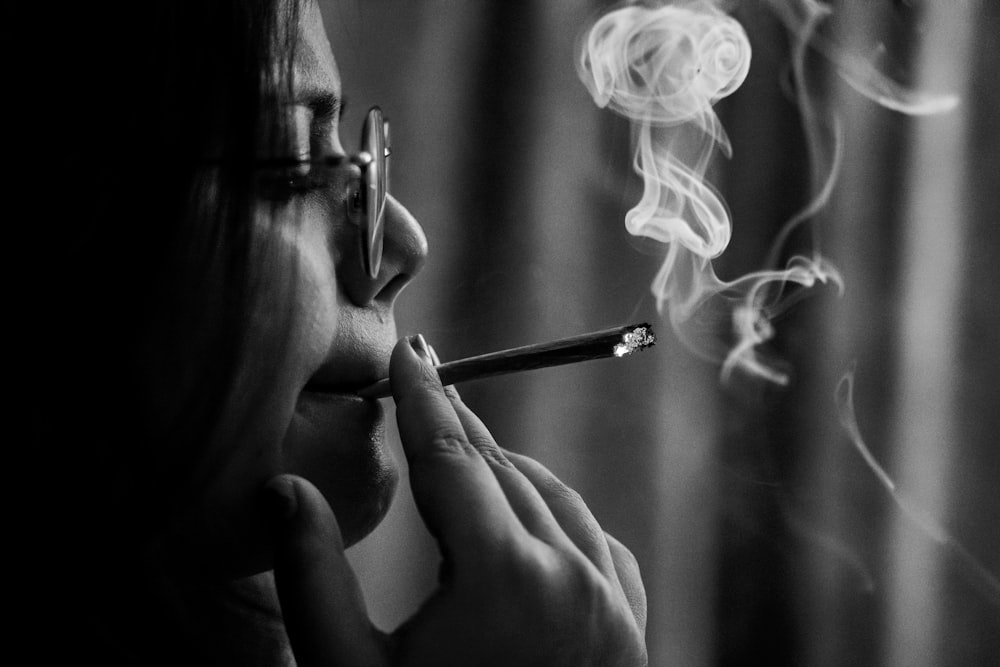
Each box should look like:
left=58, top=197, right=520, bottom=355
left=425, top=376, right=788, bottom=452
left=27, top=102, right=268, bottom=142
left=267, top=336, right=647, bottom=666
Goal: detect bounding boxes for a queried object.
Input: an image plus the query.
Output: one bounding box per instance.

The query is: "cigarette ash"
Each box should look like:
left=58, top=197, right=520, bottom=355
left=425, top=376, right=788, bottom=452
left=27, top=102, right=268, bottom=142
left=613, top=325, right=657, bottom=357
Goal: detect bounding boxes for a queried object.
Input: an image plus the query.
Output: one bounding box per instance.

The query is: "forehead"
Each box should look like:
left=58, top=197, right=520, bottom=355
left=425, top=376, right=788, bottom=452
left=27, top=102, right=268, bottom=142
left=293, top=1, right=341, bottom=102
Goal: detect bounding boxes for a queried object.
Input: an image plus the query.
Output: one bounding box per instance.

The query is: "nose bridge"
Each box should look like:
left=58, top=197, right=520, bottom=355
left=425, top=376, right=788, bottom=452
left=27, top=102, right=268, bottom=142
left=340, top=194, right=427, bottom=307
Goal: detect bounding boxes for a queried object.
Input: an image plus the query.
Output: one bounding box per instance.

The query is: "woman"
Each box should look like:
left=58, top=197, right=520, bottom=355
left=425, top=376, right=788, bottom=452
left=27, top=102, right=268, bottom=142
left=16, top=0, right=647, bottom=663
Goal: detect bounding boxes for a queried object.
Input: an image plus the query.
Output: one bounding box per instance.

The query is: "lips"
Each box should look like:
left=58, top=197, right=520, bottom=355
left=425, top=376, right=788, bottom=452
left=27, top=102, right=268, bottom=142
left=302, top=369, right=382, bottom=396
left=287, top=374, right=395, bottom=547
left=301, top=343, right=390, bottom=396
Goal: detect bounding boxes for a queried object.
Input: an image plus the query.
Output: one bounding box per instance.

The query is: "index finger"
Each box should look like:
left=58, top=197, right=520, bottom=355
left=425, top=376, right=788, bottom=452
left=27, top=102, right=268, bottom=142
left=390, top=336, right=524, bottom=565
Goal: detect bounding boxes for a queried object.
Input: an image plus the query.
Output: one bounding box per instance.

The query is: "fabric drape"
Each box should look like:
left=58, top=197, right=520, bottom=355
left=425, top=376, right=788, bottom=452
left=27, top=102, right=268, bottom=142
left=330, top=2, right=1000, bottom=664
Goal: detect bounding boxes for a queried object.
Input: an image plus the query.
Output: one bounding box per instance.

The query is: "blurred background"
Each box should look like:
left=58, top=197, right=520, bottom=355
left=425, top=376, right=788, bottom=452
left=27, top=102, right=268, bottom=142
left=326, top=1, right=999, bottom=664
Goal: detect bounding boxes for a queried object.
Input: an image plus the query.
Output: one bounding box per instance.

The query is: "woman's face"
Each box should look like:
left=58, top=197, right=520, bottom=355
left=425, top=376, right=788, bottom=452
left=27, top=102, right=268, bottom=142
left=192, top=1, right=427, bottom=575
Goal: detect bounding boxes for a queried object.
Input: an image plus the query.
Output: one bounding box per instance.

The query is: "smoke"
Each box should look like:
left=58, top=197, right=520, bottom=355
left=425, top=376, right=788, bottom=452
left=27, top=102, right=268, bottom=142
left=578, top=0, right=832, bottom=384
left=762, top=0, right=959, bottom=116
left=577, top=0, right=954, bottom=384
left=577, top=0, right=999, bottom=616
left=836, top=369, right=1000, bottom=609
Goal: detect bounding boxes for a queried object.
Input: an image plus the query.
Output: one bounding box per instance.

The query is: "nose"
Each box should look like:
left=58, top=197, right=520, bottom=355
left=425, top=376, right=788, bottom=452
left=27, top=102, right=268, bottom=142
left=340, top=195, right=428, bottom=307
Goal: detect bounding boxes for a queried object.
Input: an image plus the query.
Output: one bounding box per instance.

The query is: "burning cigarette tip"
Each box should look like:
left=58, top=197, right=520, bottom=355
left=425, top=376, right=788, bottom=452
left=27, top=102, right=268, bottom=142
left=357, top=322, right=657, bottom=399
left=613, top=324, right=656, bottom=357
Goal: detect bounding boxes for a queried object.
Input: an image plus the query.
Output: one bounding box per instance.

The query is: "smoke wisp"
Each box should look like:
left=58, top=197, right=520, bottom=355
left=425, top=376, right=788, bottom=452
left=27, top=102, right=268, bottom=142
left=836, top=369, right=1000, bottom=609
left=579, top=0, right=841, bottom=384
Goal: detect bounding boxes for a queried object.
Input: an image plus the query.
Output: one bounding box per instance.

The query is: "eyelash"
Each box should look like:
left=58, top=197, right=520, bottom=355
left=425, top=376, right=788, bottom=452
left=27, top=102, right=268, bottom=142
left=258, top=166, right=363, bottom=219
left=259, top=99, right=351, bottom=203
left=257, top=169, right=324, bottom=202
left=290, top=170, right=328, bottom=195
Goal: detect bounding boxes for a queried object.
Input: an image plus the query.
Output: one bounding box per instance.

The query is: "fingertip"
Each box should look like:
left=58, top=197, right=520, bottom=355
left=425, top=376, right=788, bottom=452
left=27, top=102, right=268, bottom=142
left=390, top=335, right=443, bottom=399
left=263, top=474, right=299, bottom=523
left=427, top=342, right=442, bottom=367
left=412, top=333, right=433, bottom=363
left=390, top=335, right=426, bottom=372
left=267, top=477, right=380, bottom=665
left=265, top=474, right=345, bottom=553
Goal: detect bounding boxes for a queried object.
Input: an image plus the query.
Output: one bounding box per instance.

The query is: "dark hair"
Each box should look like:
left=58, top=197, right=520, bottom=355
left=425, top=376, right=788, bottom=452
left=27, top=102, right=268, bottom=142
left=12, top=0, right=301, bottom=661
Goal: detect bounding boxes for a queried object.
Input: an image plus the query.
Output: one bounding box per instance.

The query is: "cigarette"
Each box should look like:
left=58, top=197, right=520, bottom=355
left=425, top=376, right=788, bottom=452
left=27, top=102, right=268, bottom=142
left=358, top=323, right=656, bottom=399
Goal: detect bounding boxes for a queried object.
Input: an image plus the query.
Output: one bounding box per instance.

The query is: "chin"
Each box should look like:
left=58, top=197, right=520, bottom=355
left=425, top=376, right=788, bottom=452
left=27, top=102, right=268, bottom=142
left=287, top=392, right=398, bottom=547
left=327, top=454, right=398, bottom=547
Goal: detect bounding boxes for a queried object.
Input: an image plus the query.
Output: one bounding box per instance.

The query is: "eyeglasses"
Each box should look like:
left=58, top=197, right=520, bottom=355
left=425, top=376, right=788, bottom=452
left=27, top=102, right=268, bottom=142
left=256, top=106, right=390, bottom=279
left=354, top=106, right=389, bottom=279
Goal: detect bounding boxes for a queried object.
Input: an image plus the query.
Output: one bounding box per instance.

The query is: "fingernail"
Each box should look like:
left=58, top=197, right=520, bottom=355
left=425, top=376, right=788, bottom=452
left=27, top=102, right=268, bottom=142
left=262, top=477, right=298, bottom=523
left=428, top=345, right=459, bottom=397
left=411, top=334, right=433, bottom=364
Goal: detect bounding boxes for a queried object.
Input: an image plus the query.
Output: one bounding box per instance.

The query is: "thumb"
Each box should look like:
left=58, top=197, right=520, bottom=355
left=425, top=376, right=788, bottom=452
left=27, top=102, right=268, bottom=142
left=266, top=474, right=385, bottom=667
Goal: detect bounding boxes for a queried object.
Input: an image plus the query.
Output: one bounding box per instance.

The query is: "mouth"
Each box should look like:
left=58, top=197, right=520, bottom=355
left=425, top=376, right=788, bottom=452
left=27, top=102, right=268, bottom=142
left=300, top=352, right=389, bottom=400
left=299, top=382, right=368, bottom=400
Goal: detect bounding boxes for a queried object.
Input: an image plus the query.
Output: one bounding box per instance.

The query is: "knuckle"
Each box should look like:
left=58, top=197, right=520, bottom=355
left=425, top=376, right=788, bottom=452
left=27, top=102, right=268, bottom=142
left=413, top=429, right=477, bottom=465
left=500, top=539, right=553, bottom=578
left=494, top=541, right=563, bottom=598
left=496, top=546, right=647, bottom=665
left=468, top=436, right=513, bottom=469
left=539, top=474, right=584, bottom=506
left=568, top=557, right=614, bottom=603
left=523, top=551, right=612, bottom=613
left=606, top=534, right=640, bottom=573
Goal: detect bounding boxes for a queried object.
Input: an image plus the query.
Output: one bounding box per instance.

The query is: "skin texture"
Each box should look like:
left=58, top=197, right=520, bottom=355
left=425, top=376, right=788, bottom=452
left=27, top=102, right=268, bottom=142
left=180, top=2, right=647, bottom=663
left=270, top=338, right=649, bottom=666
left=190, top=0, right=428, bottom=576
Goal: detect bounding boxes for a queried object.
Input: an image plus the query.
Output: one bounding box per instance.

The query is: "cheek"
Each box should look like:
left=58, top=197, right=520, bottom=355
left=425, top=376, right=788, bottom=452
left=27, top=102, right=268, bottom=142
left=284, top=397, right=398, bottom=546
left=192, top=209, right=345, bottom=570
left=273, top=211, right=400, bottom=545
left=276, top=212, right=399, bottom=546
left=289, top=212, right=341, bottom=367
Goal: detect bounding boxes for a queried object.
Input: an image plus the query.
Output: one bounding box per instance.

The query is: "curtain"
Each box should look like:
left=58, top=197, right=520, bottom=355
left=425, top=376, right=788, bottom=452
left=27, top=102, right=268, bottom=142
left=327, top=1, right=1000, bottom=664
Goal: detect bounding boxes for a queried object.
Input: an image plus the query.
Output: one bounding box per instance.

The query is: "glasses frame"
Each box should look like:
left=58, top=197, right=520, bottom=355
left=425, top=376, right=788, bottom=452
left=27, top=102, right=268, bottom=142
left=252, top=105, right=390, bottom=279
left=357, top=106, right=388, bottom=279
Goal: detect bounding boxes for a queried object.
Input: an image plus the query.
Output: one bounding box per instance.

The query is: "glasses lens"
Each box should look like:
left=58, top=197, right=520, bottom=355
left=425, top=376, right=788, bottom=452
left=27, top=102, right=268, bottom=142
left=361, top=107, right=387, bottom=279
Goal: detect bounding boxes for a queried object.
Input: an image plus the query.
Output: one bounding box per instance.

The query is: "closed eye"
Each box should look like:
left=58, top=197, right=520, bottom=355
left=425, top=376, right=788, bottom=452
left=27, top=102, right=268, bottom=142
left=256, top=164, right=328, bottom=202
